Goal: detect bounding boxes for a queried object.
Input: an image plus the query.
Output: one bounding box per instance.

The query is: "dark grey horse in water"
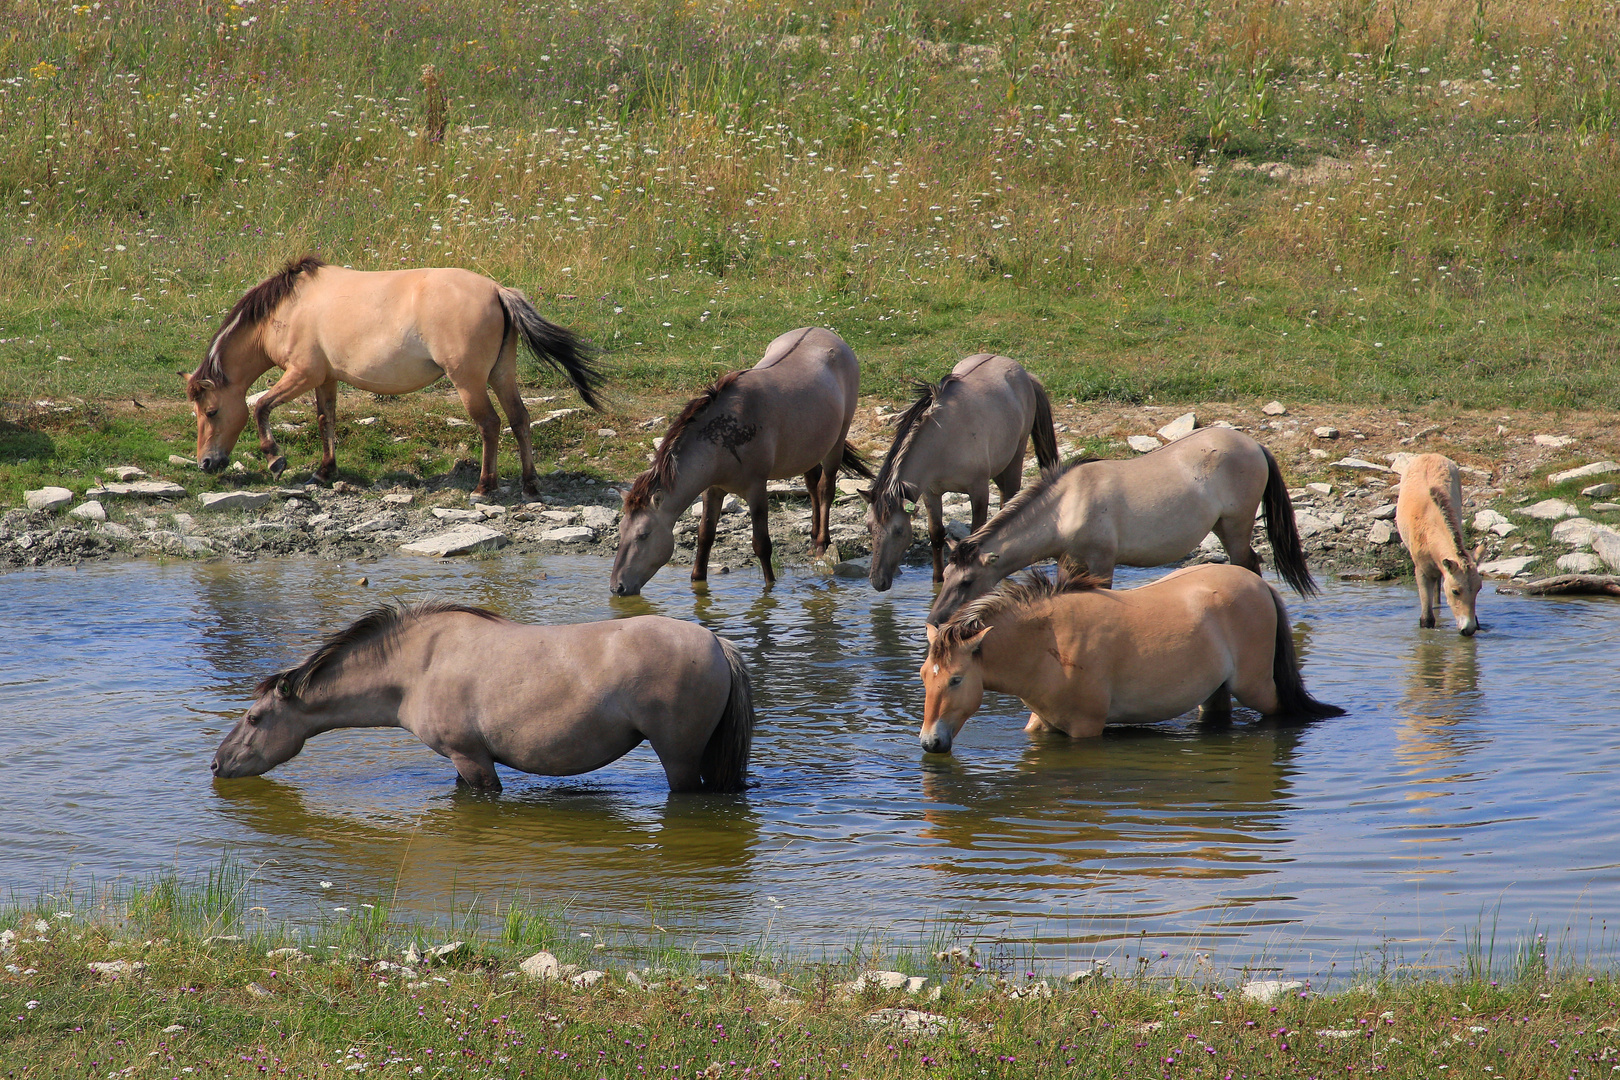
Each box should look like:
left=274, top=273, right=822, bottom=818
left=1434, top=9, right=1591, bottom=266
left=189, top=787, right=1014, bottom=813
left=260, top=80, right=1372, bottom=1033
left=211, top=602, right=754, bottom=793
left=862, top=353, right=1059, bottom=590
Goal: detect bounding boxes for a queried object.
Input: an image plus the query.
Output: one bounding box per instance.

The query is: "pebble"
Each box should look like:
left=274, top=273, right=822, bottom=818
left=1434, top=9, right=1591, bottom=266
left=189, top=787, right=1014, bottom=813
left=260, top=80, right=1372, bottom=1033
left=1549, top=461, right=1619, bottom=485
left=539, top=526, right=596, bottom=543
left=168, top=455, right=196, bottom=467
left=1516, top=498, right=1580, bottom=521
left=1534, top=434, right=1575, bottom=448
left=198, top=491, right=273, bottom=513
left=1313, top=426, right=1339, bottom=439
left=1479, top=555, right=1539, bottom=578
left=1126, top=434, right=1162, bottom=453
left=104, top=465, right=147, bottom=480
left=594, top=428, right=617, bottom=438
left=864, top=1009, right=952, bottom=1036
left=24, top=487, right=73, bottom=512
left=1368, top=521, right=1396, bottom=545
left=518, top=951, right=561, bottom=981
left=96, top=522, right=135, bottom=540
left=1371, top=503, right=1397, bottom=520
left=69, top=501, right=107, bottom=523
left=1306, top=482, right=1333, bottom=496
left=1330, top=457, right=1394, bottom=474
left=1156, top=412, right=1197, bottom=442
left=579, top=505, right=619, bottom=530
left=739, top=973, right=793, bottom=998
left=87, top=960, right=146, bottom=981
left=1240, top=980, right=1303, bottom=1003
left=571, top=969, right=606, bottom=988
left=1262, top=400, right=1288, bottom=415
left=1473, top=508, right=1511, bottom=530
left=432, top=508, right=484, bottom=522
left=382, top=492, right=414, bottom=505
left=348, top=512, right=403, bottom=534
left=399, top=524, right=510, bottom=557
left=1308, top=448, right=1329, bottom=459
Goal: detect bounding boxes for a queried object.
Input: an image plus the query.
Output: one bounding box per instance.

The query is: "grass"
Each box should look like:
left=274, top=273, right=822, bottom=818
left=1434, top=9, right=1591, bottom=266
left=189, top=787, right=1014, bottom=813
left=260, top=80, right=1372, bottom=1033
left=4, top=861, right=1620, bottom=1077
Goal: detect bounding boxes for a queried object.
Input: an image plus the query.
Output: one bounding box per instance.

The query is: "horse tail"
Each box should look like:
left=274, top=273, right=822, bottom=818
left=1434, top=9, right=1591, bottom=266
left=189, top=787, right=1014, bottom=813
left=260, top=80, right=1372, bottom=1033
left=840, top=440, right=875, bottom=480
left=1267, top=584, right=1345, bottom=720
left=496, top=286, right=605, bottom=411
left=1260, top=445, right=1317, bottom=596
left=1028, top=379, right=1060, bottom=469
left=700, top=636, right=756, bottom=792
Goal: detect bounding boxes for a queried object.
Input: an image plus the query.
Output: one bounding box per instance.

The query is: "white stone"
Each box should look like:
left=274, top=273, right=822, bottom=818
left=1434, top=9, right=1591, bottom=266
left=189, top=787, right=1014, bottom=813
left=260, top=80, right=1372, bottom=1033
left=594, top=428, right=617, bottom=438
left=69, top=500, right=107, bottom=522
left=1583, top=483, right=1618, bottom=499
left=96, top=522, right=135, bottom=540
left=1295, top=511, right=1333, bottom=537
left=540, top=510, right=579, bottom=524
left=570, top=969, right=606, bottom=988
left=836, top=478, right=865, bottom=495
left=1473, top=508, right=1511, bottom=530
left=1371, top=503, right=1397, bottom=521
left=1595, top=531, right=1620, bottom=572
left=1386, top=452, right=1418, bottom=475
left=88, top=480, right=187, bottom=500
left=1551, top=518, right=1617, bottom=549
left=579, top=505, right=619, bottom=530
left=1127, top=435, right=1162, bottom=453
left=476, top=504, right=507, bottom=518
left=432, top=507, right=484, bottom=522
left=349, top=513, right=402, bottom=534
left=356, top=416, right=379, bottom=426
left=87, top=960, right=146, bottom=980
left=518, top=951, right=561, bottom=981
left=1534, top=434, right=1575, bottom=448
left=539, top=526, right=596, bottom=543
left=1593, top=503, right=1620, bottom=513
left=382, top=492, right=414, bottom=505
left=1309, top=448, right=1329, bottom=460
left=1331, top=457, right=1394, bottom=474
left=444, top=416, right=472, bottom=427
left=24, top=487, right=74, bottom=512
left=1369, top=520, right=1396, bottom=545
left=531, top=408, right=580, bottom=427
left=1516, top=498, right=1579, bottom=520
left=198, top=490, right=273, bottom=512
left=1313, top=426, right=1339, bottom=439
left=739, top=973, right=793, bottom=997
left=1262, top=401, right=1288, bottom=416
left=399, top=524, right=509, bottom=557
left=104, top=465, right=147, bottom=480
left=424, top=941, right=466, bottom=965
left=1490, top=521, right=1518, bottom=537
left=266, top=947, right=307, bottom=962
left=1557, top=552, right=1605, bottom=574
left=1306, top=482, right=1333, bottom=496
left=168, top=455, right=196, bottom=467
left=1479, top=555, right=1539, bottom=578
left=864, top=1009, right=952, bottom=1036
left=721, top=494, right=747, bottom=514
left=1156, top=412, right=1197, bottom=442
left=1549, top=461, right=1619, bottom=485
left=854, top=970, right=910, bottom=992
left=1240, top=980, right=1303, bottom=1003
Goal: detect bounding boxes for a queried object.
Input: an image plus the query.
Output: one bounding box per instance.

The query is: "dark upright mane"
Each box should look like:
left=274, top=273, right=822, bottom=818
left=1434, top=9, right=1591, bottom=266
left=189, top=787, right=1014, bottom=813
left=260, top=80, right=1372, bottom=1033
left=932, top=562, right=1104, bottom=652
left=1428, top=481, right=1473, bottom=562
left=950, top=455, right=1100, bottom=566
left=190, top=255, right=325, bottom=394
left=623, top=370, right=744, bottom=512
left=870, top=375, right=960, bottom=518
left=255, top=600, right=501, bottom=699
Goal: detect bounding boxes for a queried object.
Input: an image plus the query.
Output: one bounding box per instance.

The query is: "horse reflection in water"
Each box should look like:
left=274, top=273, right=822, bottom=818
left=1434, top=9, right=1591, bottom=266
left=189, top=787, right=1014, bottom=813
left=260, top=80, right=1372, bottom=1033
left=210, top=776, right=762, bottom=921
left=1396, top=633, right=1485, bottom=776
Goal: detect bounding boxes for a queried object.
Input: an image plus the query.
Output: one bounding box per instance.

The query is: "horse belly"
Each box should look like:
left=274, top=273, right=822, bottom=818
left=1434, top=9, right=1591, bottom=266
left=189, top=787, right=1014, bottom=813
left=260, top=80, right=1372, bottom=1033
left=480, top=705, right=646, bottom=777
left=330, top=342, right=443, bottom=395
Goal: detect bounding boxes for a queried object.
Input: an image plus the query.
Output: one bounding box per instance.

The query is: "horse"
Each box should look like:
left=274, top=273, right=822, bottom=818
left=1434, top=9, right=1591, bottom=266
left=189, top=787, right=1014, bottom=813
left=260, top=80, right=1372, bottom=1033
left=926, top=426, right=1314, bottom=626
left=862, top=354, right=1059, bottom=591
left=918, top=562, right=1344, bottom=754
left=1395, top=453, right=1483, bottom=636
left=610, top=327, right=871, bottom=595
left=210, top=601, right=754, bottom=793
left=182, top=255, right=602, bottom=498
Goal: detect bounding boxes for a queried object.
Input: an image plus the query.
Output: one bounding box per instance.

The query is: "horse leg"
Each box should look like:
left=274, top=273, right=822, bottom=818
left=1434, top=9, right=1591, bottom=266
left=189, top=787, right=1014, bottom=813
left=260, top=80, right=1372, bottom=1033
left=1212, top=510, right=1262, bottom=574
left=1024, top=712, right=1056, bottom=733
left=993, top=451, right=1024, bottom=503
left=802, top=466, right=825, bottom=552
left=810, top=461, right=837, bottom=557
left=252, top=366, right=324, bottom=476
left=925, top=492, right=946, bottom=582
left=447, top=750, right=502, bottom=792
left=748, top=484, right=776, bottom=584
left=488, top=342, right=539, bottom=498
left=692, top=486, right=724, bottom=583
left=313, top=378, right=339, bottom=482
left=1197, top=682, right=1233, bottom=727
left=1418, top=570, right=1440, bottom=629
left=451, top=379, right=504, bottom=496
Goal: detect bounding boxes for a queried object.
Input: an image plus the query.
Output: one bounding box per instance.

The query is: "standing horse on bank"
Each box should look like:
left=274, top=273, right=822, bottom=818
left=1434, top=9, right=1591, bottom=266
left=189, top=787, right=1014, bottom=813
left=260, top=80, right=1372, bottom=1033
left=862, top=354, right=1059, bottom=591
left=211, top=601, right=754, bottom=793
left=610, top=327, right=871, bottom=595
left=182, top=256, right=602, bottom=497
left=918, top=562, right=1343, bottom=754
left=927, top=427, right=1314, bottom=625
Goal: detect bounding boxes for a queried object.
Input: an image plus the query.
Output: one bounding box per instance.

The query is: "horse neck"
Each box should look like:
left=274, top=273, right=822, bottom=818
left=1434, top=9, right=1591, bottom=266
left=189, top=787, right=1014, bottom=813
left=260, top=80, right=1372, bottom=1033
left=222, top=330, right=275, bottom=388
left=978, top=609, right=1051, bottom=699
left=296, top=652, right=409, bottom=736
left=981, top=484, right=1065, bottom=569
left=658, top=440, right=726, bottom=517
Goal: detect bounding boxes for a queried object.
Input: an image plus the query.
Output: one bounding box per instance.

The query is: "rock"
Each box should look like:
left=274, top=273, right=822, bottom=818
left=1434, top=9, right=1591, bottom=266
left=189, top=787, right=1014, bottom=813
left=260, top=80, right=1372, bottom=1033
left=1262, top=401, right=1288, bottom=416
left=1479, top=555, right=1539, bottom=578
left=104, top=465, right=147, bottom=480
left=432, top=507, right=484, bottom=522
left=1549, top=461, right=1620, bottom=485
left=739, top=973, right=793, bottom=998
left=836, top=478, right=865, bottom=495
left=1156, top=411, right=1197, bottom=442
left=1295, top=511, right=1333, bottom=538
left=198, top=490, right=273, bottom=512
left=1551, top=518, right=1616, bottom=548
left=88, top=480, right=187, bottom=500
left=1557, top=552, right=1605, bottom=574
left=1126, top=435, right=1162, bottom=453
left=477, top=504, right=507, bottom=518
left=540, top=510, right=579, bottom=525
left=1516, top=498, right=1579, bottom=521
left=382, top=492, right=415, bottom=505
left=1331, top=458, right=1395, bottom=474
left=444, top=416, right=472, bottom=427
left=265, top=947, right=307, bottom=962
left=87, top=960, right=146, bottom=981
left=1596, top=531, right=1620, bottom=572
left=571, top=969, right=606, bottom=988
left=349, top=512, right=403, bottom=534
left=1309, top=448, right=1329, bottom=460
left=1489, top=521, right=1518, bottom=537
left=356, top=416, right=379, bottom=426
left=1369, top=521, right=1396, bottom=545
left=1473, top=508, right=1511, bottom=530
left=833, top=559, right=869, bottom=578
left=1065, top=961, right=1110, bottom=983
left=24, top=487, right=73, bottom=512
left=1534, top=434, right=1575, bottom=448
left=864, top=1009, right=952, bottom=1036
left=531, top=408, right=580, bottom=427
left=399, top=524, right=510, bottom=557
left=162, top=1025, right=184, bottom=1034
left=1386, top=452, right=1417, bottom=475
left=721, top=494, right=746, bottom=514
left=245, top=981, right=274, bottom=998
left=168, top=455, right=197, bottom=467
left=96, top=522, right=135, bottom=540
left=1313, top=427, right=1339, bottom=439
left=1240, top=979, right=1303, bottom=1003
left=1583, top=483, right=1619, bottom=499
left=579, top=505, right=619, bottom=530
left=1371, top=503, right=1398, bottom=520
left=944, top=519, right=972, bottom=541
left=539, top=526, right=596, bottom=543
left=1594, top=503, right=1620, bottom=513
left=1306, top=482, right=1333, bottom=496
left=424, top=941, right=466, bottom=966
left=594, top=428, right=617, bottom=438
left=518, top=951, right=561, bottom=981
left=69, top=501, right=107, bottom=522
left=852, top=970, right=910, bottom=992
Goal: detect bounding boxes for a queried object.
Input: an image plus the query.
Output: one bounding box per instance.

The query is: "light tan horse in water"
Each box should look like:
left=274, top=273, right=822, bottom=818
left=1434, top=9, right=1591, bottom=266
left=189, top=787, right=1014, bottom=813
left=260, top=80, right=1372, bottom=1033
left=862, top=354, right=1059, bottom=591
left=927, top=426, right=1314, bottom=625
left=211, top=602, right=753, bottom=793
left=918, top=562, right=1343, bottom=754
left=1396, top=453, right=1483, bottom=636
left=182, top=256, right=602, bottom=497
left=610, top=327, right=871, bottom=595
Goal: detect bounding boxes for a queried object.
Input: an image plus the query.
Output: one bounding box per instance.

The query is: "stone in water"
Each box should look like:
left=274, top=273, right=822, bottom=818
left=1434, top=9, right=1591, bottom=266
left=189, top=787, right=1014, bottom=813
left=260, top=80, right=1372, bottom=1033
left=399, top=524, right=509, bottom=557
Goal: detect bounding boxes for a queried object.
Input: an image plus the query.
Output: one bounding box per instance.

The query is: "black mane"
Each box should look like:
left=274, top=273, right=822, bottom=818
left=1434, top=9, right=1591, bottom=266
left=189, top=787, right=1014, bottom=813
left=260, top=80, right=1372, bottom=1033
left=255, top=601, right=501, bottom=699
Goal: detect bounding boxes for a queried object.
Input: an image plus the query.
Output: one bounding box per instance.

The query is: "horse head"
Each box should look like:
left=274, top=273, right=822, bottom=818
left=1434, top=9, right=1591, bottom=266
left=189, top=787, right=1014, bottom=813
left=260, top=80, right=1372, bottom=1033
left=211, top=676, right=312, bottom=779
left=1441, top=544, right=1486, bottom=636
left=863, top=485, right=915, bottom=592
left=181, top=371, right=250, bottom=473
left=927, top=548, right=1001, bottom=626
left=611, top=495, right=676, bottom=596
left=918, top=623, right=991, bottom=754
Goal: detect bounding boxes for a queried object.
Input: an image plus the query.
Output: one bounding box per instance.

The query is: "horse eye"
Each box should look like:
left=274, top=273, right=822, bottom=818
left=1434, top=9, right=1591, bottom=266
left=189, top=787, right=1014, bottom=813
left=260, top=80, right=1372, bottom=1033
left=637, top=530, right=649, bottom=541
left=205, top=408, right=218, bottom=419
left=948, top=675, right=963, bottom=687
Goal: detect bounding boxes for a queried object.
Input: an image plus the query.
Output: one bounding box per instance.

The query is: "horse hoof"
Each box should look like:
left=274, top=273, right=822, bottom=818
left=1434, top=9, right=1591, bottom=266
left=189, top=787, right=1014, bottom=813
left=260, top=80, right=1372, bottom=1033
left=268, top=457, right=288, bottom=476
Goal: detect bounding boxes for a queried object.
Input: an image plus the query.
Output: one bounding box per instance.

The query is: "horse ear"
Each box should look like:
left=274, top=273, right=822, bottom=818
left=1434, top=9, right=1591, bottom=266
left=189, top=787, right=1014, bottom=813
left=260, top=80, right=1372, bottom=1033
left=966, top=627, right=992, bottom=655
left=925, top=623, right=938, bottom=646
left=858, top=487, right=874, bottom=504
left=1471, top=543, right=1486, bottom=563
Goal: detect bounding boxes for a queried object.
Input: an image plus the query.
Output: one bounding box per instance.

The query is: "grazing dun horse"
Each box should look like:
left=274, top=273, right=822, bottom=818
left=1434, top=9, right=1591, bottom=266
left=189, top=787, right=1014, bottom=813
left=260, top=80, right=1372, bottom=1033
left=1395, top=453, right=1483, bottom=636
left=183, top=256, right=602, bottom=497
left=918, top=563, right=1344, bottom=754
left=927, top=426, right=1314, bottom=625
left=211, top=602, right=755, bottom=793
left=863, top=354, right=1059, bottom=591
left=611, top=327, right=871, bottom=595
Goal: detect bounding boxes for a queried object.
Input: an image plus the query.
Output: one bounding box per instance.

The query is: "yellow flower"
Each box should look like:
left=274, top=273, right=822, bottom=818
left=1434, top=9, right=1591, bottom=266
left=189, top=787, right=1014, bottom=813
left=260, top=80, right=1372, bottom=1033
left=31, top=61, right=59, bottom=80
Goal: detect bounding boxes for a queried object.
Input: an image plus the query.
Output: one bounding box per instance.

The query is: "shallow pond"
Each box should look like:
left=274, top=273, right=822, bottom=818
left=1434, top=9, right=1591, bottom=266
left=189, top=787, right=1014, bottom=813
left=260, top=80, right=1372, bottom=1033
left=3, top=553, right=1618, bottom=979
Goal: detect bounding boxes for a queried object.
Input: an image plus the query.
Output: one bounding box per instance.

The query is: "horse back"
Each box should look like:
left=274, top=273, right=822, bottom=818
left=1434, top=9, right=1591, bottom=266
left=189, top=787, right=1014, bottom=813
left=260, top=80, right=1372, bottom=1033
left=910, top=355, right=1037, bottom=484
left=728, top=327, right=860, bottom=475
left=1395, top=453, right=1467, bottom=565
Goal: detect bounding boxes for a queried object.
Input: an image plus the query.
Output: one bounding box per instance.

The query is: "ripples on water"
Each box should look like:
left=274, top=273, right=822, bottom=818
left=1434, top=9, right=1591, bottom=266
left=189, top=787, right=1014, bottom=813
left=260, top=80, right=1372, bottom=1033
left=1, top=553, right=1617, bottom=978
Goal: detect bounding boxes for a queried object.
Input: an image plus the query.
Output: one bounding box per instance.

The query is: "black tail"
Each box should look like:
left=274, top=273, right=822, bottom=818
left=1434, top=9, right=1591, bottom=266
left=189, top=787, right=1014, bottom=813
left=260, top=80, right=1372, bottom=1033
left=699, top=637, right=756, bottom=792
left=1029, top=380, right=1060, bottom=469
left=840, top=441, right=875, bottom=480
left=497, top=287, right=605, bottom=411
left=1267, top=585, right=1345, bottom=720
left=1260, top=446, right=1317, bottom=596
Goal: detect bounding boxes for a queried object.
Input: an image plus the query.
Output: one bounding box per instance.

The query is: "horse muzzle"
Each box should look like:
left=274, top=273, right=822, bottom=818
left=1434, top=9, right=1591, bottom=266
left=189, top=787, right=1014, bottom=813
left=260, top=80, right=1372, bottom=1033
left=199, top=454, right=227, bottom=474
left=919, top=725, right=953, bottom=755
